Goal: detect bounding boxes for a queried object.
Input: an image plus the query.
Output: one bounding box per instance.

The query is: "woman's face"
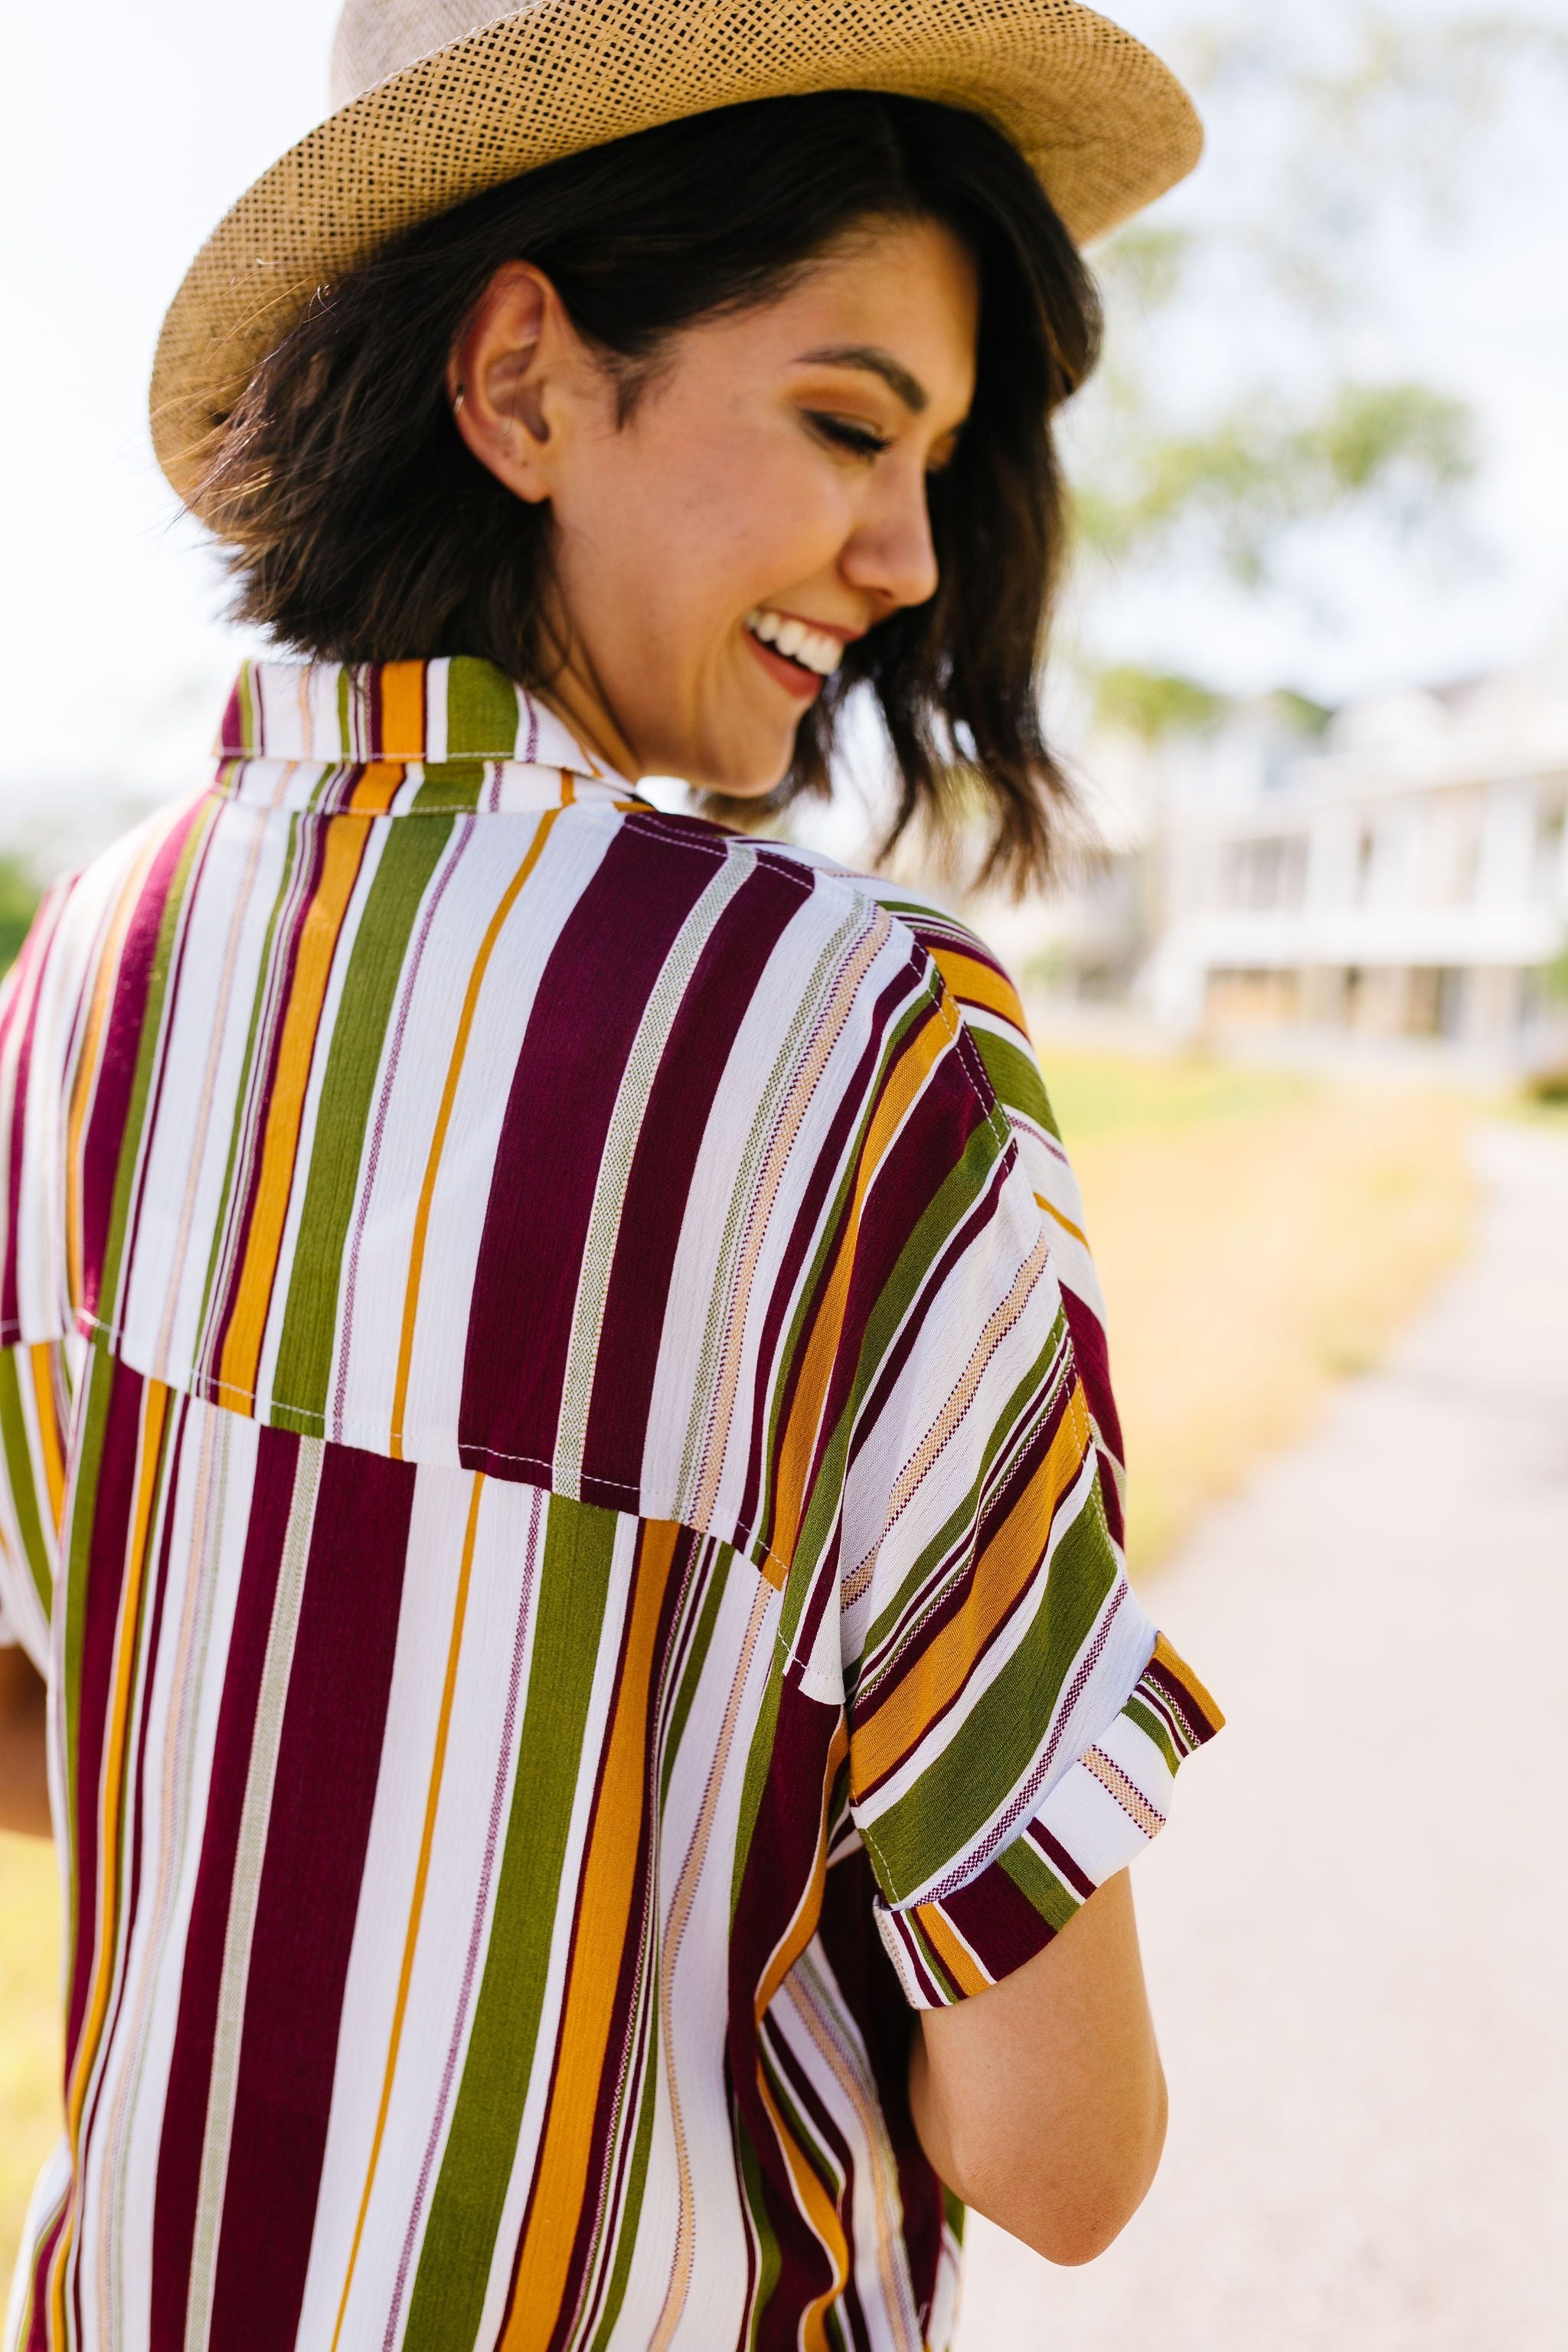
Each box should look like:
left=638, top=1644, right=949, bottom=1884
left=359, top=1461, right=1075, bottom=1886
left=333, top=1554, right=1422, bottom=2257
left=449, top=217, right=978, bottom=793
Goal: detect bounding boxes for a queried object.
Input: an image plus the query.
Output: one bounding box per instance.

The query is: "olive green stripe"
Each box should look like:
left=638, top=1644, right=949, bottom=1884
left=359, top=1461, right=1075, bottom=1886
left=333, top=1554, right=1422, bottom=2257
left=969, top=1027, right=1057, bottom=1137
left=789, top=1105, right=1011, bottom=1596
left=270, top=816, right=452, bottom=1431
left=998, top=1829, right=1083, bottom=1935
left=585, top=2014, right=661, bottom=2352
left=0, top=1347, right=53, bottom=1619
left=854, top=1308, right=1070, bottom=1671
left=446, top=658, right=525, bottom=757
left=402, top=1495, right=620, bottom=2352
left=862, top=1500, right=1117, bottom=1900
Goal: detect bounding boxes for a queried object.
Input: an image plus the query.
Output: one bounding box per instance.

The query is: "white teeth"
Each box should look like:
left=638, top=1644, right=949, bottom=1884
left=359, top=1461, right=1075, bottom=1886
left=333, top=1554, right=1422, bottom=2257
left=745, top=609, right=843, bottom=677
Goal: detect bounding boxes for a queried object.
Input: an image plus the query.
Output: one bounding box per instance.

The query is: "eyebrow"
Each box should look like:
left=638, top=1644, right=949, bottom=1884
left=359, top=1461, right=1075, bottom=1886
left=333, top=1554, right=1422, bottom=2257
left=792, top=344, right=929, bottom=414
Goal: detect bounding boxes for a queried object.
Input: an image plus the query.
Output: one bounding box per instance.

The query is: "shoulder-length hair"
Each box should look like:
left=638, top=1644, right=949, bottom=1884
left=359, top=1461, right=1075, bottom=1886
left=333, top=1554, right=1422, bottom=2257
left=199, top=90, right=1101, bottom=888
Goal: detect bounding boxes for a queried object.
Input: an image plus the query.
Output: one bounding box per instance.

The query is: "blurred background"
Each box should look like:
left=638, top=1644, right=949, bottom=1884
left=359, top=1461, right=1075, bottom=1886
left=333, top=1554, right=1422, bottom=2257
left=2, top=2, right=1566, bottom=2341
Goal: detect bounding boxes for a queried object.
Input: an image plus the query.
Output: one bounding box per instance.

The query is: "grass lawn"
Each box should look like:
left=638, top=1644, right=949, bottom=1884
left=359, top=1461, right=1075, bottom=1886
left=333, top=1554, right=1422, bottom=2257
left=0, top=1047, right=1476, bottom=2288
left=1037, top=1040, right=1475, bottom=1568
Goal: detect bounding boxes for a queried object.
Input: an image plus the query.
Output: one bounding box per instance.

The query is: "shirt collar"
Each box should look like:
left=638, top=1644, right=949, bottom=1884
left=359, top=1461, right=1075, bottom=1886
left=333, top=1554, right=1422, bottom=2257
left=214, top=657, right=638, bottom=815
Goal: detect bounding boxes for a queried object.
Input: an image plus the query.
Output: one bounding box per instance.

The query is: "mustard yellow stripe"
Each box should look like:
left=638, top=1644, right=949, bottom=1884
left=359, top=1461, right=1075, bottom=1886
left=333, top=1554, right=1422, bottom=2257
left=1150, top=1631, right=1226, bottom=1737
left=756, top=1713, right=849, bottom=2020
left=739, top=1714, right=853, bottom=2352
left=770, top=1004, right=953, bottom=1569
left=347, top=760, right=403, bottom=815
left=390, top=812, right=559, bottom=1457
left=328, top=1475, right=485, bottom=2352
left=760, top=2066, right=851, bottom=2352
left=378, top=662, right=427, bottom=760
left=931, top=946, right=1027, bottom=1034
left=217, top=815, right=371, bottom=1408
left=51, top=1377, right=168, bottom=2335
left=851, top=1379, right=1093, bottom=1797
left=915, top=1901, right=990, bottom=1999
left=30, top=1342, right=66, bottom=1534
left=501, top=1519, right=681, bottom=2349
left=1035, top=1189, right=1088, bottom=1250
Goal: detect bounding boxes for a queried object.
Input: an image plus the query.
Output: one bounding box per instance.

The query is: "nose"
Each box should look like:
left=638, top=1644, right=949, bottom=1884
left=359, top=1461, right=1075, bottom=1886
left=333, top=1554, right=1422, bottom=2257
left=840, top=458, right=940, bottom=616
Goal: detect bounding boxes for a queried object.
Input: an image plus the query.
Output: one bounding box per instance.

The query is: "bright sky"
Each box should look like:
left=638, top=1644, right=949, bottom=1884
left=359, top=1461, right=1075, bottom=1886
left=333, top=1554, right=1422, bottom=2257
left=2, top=0, right=1565, bottom=857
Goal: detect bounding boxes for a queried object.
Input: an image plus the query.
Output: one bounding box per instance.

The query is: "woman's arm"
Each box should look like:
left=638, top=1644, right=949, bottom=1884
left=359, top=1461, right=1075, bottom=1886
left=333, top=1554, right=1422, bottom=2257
left=0, top=1644, right=51, bottom=1837
left=907, top=1870, right=1166, bottom=2265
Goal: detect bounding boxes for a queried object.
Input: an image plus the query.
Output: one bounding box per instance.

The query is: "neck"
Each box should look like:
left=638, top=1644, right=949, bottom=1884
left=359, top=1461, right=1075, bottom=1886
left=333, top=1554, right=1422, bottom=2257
left=533, top=612, right=640, bottom=782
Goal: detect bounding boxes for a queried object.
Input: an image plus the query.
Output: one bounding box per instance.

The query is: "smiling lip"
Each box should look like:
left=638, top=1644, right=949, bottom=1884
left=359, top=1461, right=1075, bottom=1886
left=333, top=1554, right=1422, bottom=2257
left=745, top=632, right=828, bottom=702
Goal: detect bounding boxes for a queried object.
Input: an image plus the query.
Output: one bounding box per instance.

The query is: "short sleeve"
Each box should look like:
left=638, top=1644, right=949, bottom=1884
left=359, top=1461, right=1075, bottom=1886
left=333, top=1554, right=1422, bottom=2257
left=0, top=884, right=84, bottom=1669
left=835, top=952, right=1221, bottom=2009
left=0, top=1338, right=71, bottom=1671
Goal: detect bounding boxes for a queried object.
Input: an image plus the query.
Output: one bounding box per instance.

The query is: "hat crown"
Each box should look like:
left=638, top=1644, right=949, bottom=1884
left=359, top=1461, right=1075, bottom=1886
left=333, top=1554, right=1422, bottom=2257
left=330, top=0, right=510, bottom=108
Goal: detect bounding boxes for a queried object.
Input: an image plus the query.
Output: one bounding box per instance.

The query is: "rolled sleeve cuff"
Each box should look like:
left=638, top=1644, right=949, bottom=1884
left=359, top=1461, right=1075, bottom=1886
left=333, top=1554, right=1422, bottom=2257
left=875, top=1633, right=1223, bottom=2008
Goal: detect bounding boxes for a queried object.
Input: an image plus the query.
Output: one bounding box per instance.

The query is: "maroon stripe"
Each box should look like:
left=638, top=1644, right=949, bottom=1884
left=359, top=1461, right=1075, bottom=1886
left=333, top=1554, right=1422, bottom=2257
left=217, top=680, right=246, bottom=756
left=727, top=1678, right=848, bottom=2341
left=942, top=1844, right=1064, bottom=1970
left=204, top=1442, right=413, bottom=2352
left=845, top=1364, right=1083, bottom=1803
left=1034, top=1818, right=1098, bottom=1903
left=0, top=898, right=57, bottom=1338
left=579, top=862, right=804, bottom=1505
left=757, top=1009, right=988, bottom=1567
left=113, top=809, right=224, bottom=1337
left=817, top=1848, right=944, bottom=2321
left=459, top=820, right=717, bottom=1481
left=78, top=803, right=206, bottom=1327
left=61, top=1354, right=147, bottom=2069
left=734, top=954, right=922, bottom=1546
left=84, top=1400, right=188, bottom=2154
left=1059, top=1266, right=1122, bottom=1534
left=763, top=2016, right=874, bottom=2337
left=811, top=1037, right=994, bottom=1495
left=838, top=1135, right=1011, bottom=1497
left=149, top=1419, right=301, bottom=2352
left=21, top=2187, right=73, bottom=2352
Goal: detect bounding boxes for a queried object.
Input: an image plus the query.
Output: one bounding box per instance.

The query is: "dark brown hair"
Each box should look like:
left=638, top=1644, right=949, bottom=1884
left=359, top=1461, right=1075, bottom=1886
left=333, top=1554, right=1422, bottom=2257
left=201, top=92, right=1100, bottom=887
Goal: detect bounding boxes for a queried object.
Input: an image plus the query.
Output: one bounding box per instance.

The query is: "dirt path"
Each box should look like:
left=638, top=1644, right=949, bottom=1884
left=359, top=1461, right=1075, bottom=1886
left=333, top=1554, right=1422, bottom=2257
left=957, top=1120, right=1568, bottom=2350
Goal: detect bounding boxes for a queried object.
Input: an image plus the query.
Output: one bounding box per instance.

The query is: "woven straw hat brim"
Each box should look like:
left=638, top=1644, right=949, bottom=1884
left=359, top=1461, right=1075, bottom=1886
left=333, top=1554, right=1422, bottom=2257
left=151, top=0, right=1200, bottom=521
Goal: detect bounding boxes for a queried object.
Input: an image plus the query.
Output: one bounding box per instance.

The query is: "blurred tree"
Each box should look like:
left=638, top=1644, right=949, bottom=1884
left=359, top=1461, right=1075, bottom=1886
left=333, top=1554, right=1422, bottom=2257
left=1067, top=4, right=1568, bottom=733
left=0, top=859, right=40, bottom=974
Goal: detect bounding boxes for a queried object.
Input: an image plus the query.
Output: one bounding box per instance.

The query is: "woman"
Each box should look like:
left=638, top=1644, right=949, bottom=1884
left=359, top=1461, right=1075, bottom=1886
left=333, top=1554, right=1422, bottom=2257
left=0, top=5, right=1221, bottom=2347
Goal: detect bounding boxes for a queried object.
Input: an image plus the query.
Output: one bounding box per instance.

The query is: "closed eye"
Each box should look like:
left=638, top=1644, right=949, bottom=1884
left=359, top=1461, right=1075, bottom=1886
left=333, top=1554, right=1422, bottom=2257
left=805, top=411, right=891, bottom=460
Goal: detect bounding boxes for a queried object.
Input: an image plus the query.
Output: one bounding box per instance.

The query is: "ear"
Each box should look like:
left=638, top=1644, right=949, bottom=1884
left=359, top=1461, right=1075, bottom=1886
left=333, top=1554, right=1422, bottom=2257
left=446, top=261, right=571, bottom=504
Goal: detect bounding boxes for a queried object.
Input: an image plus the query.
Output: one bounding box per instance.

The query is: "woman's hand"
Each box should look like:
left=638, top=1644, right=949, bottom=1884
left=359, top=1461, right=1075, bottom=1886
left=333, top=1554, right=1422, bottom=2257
left=908, top=1869, right=1166, bottom=2265
left=0, top=1645, right=51, bottom=1838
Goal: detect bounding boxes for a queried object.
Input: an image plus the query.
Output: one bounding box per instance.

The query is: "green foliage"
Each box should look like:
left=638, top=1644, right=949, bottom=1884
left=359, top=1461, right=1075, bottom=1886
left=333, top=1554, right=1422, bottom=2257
left=1090, top=665, right=1227, bottom=742
left=1541, top=933, right=1568, bottom=1006
left=0, top=859, right=41, bottom=975
left=1076, top=381, right=1476, bottom=585
left=1059, top=5, right=1568, bottom=681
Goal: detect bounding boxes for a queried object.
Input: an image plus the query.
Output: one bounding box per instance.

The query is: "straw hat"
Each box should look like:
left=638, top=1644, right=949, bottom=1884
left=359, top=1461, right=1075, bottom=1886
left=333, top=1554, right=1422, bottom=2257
left=150, top=0, right=1200, bottom=519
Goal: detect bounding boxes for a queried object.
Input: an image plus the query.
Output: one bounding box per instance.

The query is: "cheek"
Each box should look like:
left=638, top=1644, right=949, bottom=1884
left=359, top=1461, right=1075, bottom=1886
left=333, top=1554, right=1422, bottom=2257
left=614, top=417, right=849, bottom=629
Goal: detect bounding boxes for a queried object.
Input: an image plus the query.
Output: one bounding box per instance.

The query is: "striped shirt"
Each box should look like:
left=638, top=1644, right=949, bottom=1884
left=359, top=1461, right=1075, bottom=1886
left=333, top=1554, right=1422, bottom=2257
left=0, top=657, right=1219, bottom=2352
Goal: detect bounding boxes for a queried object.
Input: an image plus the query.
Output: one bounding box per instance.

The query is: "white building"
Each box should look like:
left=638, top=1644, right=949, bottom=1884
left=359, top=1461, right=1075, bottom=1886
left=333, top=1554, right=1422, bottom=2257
left=1037, top=638, right=1568, bottom=1073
